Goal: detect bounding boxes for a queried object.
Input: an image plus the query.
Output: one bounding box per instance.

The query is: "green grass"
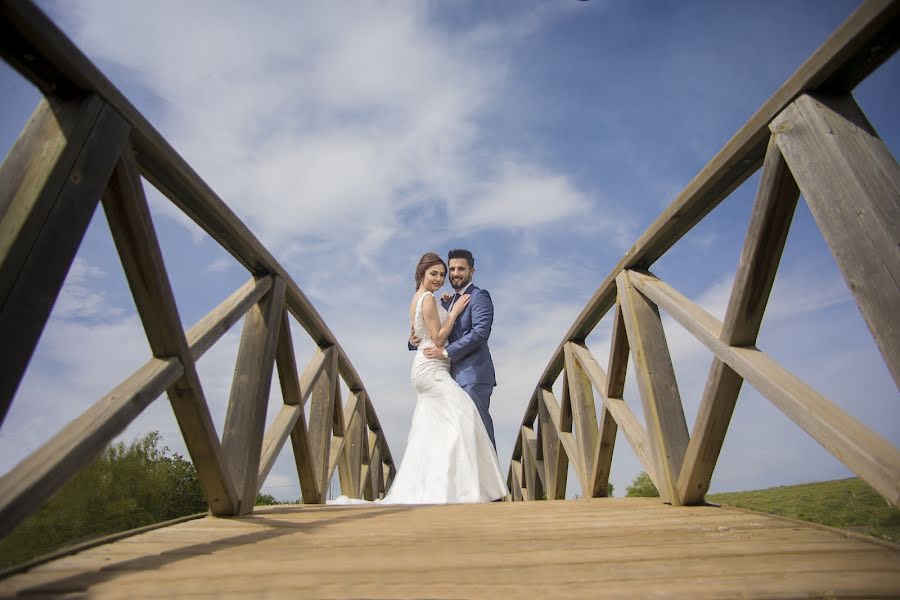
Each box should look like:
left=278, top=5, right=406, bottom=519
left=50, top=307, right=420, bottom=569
left=707, top=477, right=900, bottom=543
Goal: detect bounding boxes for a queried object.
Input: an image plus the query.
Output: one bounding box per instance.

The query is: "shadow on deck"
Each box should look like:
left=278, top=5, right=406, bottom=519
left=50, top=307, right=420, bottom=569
left=2, top=498, right=898, bottom=598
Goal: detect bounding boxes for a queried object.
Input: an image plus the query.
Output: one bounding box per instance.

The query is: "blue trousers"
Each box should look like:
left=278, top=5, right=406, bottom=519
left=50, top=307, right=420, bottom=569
left=460, top=383, right=496, bottom=450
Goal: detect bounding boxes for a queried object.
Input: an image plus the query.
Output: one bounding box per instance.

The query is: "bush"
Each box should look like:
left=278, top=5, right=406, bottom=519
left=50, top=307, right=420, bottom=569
left=0, top=431, right=207, bottom=569
left=625, top=472, right=659, bottom=497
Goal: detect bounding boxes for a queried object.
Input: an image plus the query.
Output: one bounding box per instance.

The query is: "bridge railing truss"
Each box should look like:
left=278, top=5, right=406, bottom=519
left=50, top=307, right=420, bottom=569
left=0, top=0, right=394, bottom=539
left=508, top=0, right=900, bottom=508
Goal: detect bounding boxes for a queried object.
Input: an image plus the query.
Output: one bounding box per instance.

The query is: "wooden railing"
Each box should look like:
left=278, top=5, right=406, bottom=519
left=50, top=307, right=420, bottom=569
left=0, top=0, right=394, bottom=539
left=508, top=0, right=900, bottom=508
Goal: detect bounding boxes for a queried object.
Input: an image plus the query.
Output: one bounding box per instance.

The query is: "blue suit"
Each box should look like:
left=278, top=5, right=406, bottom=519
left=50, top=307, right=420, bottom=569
left=443, top=285, right=497, bottom=448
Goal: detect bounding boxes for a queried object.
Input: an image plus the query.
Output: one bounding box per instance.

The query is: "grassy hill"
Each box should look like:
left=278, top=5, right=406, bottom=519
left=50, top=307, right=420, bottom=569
left=707, top=477, right=900, bottom=543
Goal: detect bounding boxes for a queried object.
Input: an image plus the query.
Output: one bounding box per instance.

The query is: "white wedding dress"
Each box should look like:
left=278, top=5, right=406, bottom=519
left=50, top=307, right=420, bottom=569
left=332, top=291, right=508, bottom=504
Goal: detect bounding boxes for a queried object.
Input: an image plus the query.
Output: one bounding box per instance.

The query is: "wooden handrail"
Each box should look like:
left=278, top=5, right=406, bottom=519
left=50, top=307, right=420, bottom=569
left=0, top=0, right=394, bottom=537
left=508, top=0, right=900, bottom=507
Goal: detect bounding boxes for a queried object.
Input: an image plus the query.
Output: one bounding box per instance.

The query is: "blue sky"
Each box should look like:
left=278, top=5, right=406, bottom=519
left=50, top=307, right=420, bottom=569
left=1, top=0, right=898, bottom=501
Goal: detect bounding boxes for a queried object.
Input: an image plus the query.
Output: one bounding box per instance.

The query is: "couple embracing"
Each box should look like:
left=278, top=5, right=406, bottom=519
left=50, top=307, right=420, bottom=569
left=333, top=249, right=507, bottom=505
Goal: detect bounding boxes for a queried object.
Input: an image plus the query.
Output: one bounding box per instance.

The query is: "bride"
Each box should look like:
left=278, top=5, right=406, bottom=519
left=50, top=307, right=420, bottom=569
left=334, top=252, right=508, bottom=504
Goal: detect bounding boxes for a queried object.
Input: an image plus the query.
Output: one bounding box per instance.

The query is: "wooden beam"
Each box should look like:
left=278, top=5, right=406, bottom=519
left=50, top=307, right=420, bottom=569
left=521, top=425, right=544, bottom=500
left=338, top=392, right=365, bottom=498
left=103, top=144, right=238, bottom=516
left=606, top=301, right=630, bottom=399
left=0, top=95, right=128, bottom=425
left=629, top=269, right=900, bottom=508
left=186, top=276, right=272, bottom=361
left=537, top=390, right=567, bottom=499
left=568, top=342, right=658, bottom=486
left=526, top=0, right=900, bottom=398
left=307, top=347, right=338, bottom=498
left=564, top=342, right=601, bottom=491
left=772, top=92, right=900, bottom=388
left=616, top=270, right=690, bottom=504
left=273, top=316, right=320, bottom=503
left=0, top=356, right=182, bottom=538
left=256, top=404, right=300, bottom=496
left=679, top=137, right=800, bottom=505
left=221, top=277, right=286, bottom=514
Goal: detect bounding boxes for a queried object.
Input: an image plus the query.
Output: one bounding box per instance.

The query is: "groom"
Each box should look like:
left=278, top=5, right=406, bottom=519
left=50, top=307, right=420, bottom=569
left=412, top=249, right=497, bottom=449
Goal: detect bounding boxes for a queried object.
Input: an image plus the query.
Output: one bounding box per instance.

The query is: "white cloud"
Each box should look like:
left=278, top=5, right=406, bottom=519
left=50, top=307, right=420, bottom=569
left=52, top=1, right=589, bottom=260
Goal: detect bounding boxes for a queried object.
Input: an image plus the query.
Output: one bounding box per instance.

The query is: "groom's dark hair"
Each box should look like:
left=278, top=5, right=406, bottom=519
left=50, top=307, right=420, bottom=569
left=448, top=249, right=474, bottom=268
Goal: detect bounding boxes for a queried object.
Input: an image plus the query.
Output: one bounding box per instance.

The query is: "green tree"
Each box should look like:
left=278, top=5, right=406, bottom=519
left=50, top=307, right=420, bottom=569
left=625, top=472, right=659, bottom=497
left=255, top=493, right=278, bottom=506
left=0, top=431, right=207, bottom=569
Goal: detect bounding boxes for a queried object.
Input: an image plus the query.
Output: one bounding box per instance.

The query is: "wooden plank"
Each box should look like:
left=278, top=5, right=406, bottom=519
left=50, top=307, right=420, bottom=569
left=589, top=405, right=616, bottom=498
left=185, top=276, right=272, bottom=361
left=679, top=137, right=800, bottom=505
left=362, top=395, right=394, bottom=469
left=510, top=460, right=525, bottom=502
left=367, top=432, right=383, bottom=498
left=338, top=392, right=364, bottom=498
left=4, top=500, right=900, bottom=597
left=537, top=390, right=567, bottom=499
left=255, top=309, right=304, bottom=494
left=221, top=277, right=286, bottom=514
left=521, top=426, right=544, bottom=500
left=772, top=92, right=900, bottom=388
left=307, top=347, right=338, bottom=497
left=0, top=95, right=128, bottom=425
left=629, top=269, right=900, bottom=508
left=256, top=405, right=300, bottom=496
left=565, top=342, right=615, bottom=498
left=350, top=392, right=367, bottom=497
left=102, top=144, right=239, bottom=517
left=326, top=436, right=345, bottom=488
left=538, top=389, right=579, bottom=477
left=0, top=356, right=182, bottom=538
left=606, top=301, right=629, bottom=399
left=616, top=270, right=690, bottom=504
left=102, top=144, right=188, bottom=358
left=272, top=317, right=320, bottom=504
left=568, top=343, right=658, bottom=486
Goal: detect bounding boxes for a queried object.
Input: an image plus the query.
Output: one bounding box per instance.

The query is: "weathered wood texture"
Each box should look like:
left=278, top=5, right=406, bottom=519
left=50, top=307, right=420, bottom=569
left=3, top=500, right=899, bottom=598
left=616, top=271, right=690, bottom=504
left=772, top=92, right=900, bottom=388
left=678, top=138, right=800, bottom=504
left=103, top=145, right=239, bottom=517
left=221, top=278, right=286, bottom=514
left=629, top=270, right=900, bottom=508
left=508, top=0, right=900, bottom=509
left=0, top=0, right=395, bottom=531
left=0, top=95, right=128, bottom=425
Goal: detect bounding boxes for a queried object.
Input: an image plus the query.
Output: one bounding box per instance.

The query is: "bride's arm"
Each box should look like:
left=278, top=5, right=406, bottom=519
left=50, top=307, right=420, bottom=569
left=422, top=293, right=466, bottom=347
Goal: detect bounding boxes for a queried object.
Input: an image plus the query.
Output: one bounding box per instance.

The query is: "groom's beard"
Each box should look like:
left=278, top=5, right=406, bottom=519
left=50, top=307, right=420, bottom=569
left=451, top=275, right=472, bottom=290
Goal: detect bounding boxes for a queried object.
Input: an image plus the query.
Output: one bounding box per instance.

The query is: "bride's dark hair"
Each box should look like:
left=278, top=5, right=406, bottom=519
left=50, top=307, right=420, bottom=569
left=415, top=252, right=447, bottom=290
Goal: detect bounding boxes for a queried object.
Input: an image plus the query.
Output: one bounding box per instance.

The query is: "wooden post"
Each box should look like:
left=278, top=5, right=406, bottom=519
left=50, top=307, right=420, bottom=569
left=221, top=277, right=286, bottom=514
left=772, top=92, right=900, bottom=389
left=678, top=136, right=800, bottom=505
left=616, top=270, right=690, bottom=504
left=0, top=95, right=128, bottom=425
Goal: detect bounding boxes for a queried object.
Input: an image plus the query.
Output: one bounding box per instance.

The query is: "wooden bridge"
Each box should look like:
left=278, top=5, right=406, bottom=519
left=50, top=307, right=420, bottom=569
left=1, top=0, right=899, bottom=597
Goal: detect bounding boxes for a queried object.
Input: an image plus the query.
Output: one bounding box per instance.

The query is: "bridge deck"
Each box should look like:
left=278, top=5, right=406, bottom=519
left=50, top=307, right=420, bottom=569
left=2, top=498, right=898, bottom=598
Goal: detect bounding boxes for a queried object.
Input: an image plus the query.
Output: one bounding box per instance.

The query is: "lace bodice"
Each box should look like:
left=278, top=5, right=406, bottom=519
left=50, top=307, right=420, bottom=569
left=413, top=291, right=448, bottom=348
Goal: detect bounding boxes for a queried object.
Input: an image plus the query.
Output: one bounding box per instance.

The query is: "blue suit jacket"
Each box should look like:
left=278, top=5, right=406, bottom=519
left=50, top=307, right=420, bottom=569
left=442, top=285, right=496, bottom=387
